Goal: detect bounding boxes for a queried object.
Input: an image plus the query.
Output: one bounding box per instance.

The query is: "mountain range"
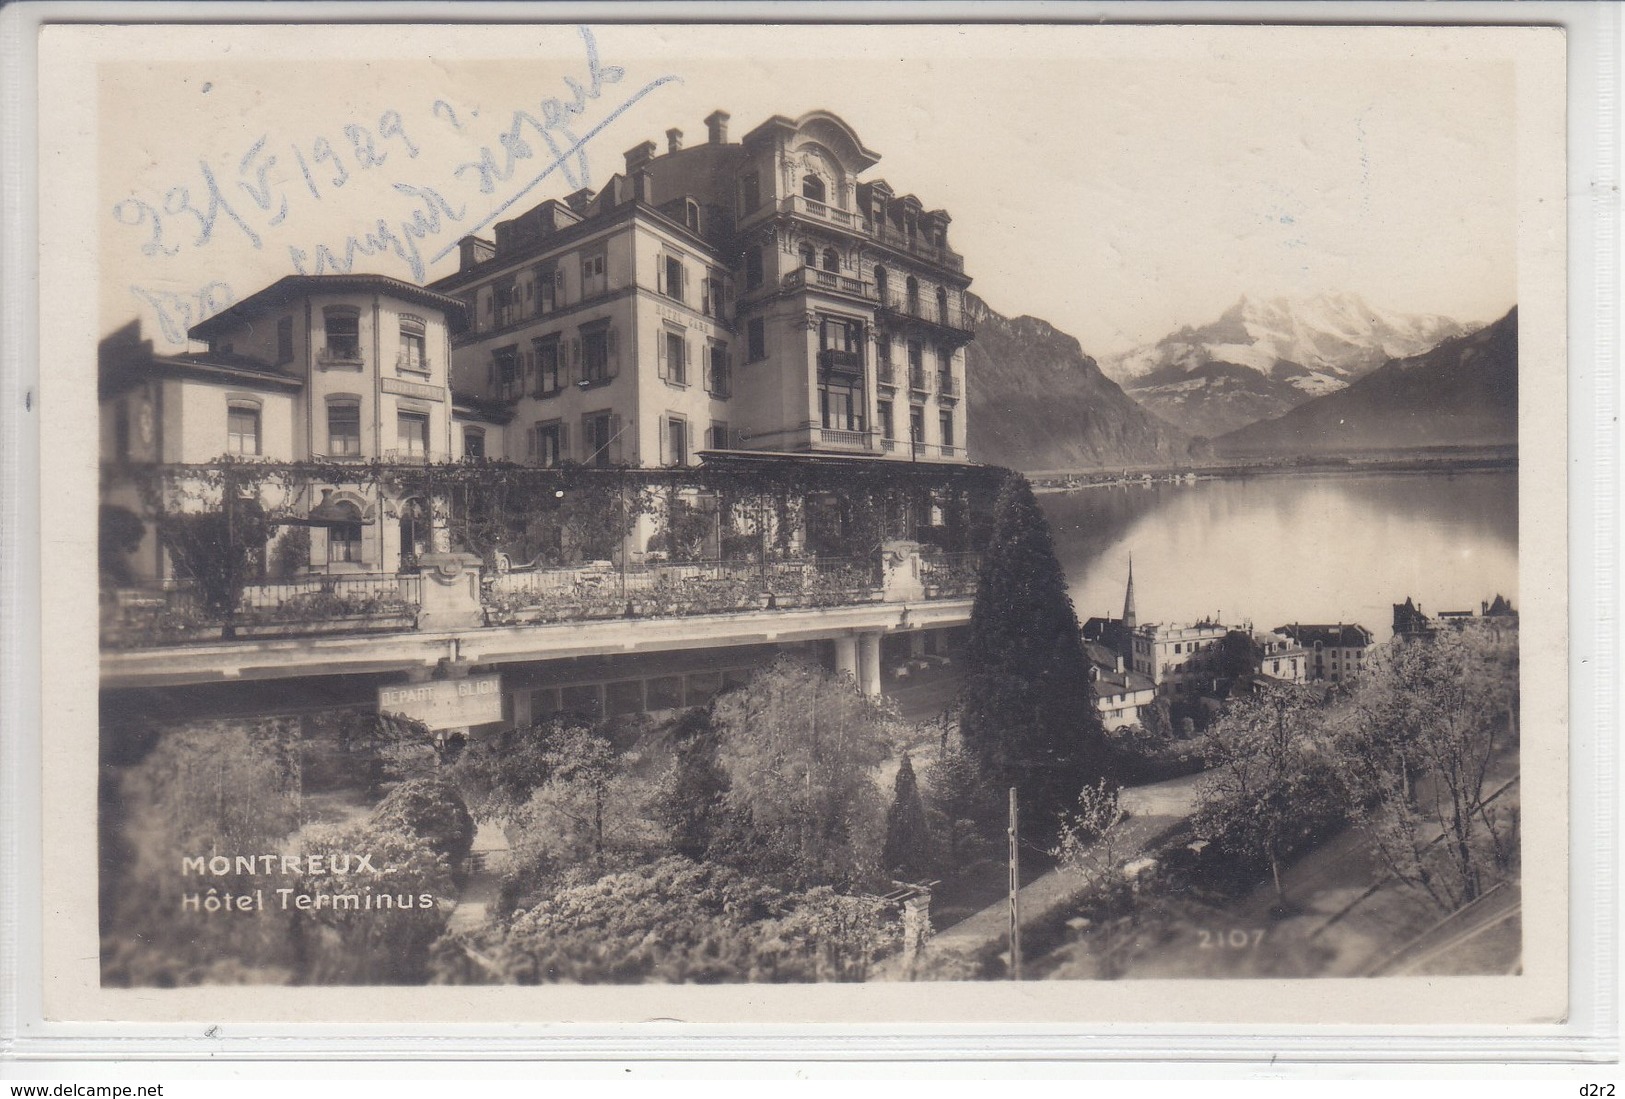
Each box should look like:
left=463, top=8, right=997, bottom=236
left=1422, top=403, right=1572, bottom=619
left=1215, top=307, right=1518, bottom=456
left=964, top=293, right=1196, bottom=471
left=1100, top=293, right=1469, bottom=439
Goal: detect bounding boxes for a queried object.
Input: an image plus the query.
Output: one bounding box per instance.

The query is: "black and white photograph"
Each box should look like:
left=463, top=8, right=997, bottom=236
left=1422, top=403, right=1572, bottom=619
left=36, top=17, right=1569, bottom=1023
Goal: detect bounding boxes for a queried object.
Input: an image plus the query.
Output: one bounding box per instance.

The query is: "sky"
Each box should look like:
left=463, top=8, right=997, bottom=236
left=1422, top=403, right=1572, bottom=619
left=94, top=22, right=1520, bottom=358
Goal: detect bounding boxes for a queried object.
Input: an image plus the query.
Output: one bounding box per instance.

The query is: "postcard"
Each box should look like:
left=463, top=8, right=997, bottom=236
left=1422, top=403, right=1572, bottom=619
left=33, top=18, right=1568, bottom=1027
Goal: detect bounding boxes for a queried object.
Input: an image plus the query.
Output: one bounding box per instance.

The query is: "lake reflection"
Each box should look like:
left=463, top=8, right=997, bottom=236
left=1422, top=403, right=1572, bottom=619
left=1041, top=470, right=1518, bottom=640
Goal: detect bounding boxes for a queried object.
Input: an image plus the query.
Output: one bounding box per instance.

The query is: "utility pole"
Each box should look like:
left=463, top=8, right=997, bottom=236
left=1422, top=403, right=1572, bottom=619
left=1007, top=785, right=1022, bottom=981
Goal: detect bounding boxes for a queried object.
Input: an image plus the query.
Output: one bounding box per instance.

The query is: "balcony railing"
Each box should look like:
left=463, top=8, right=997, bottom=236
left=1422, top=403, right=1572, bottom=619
left=877, top=362, right=898, bottom=387
left=818, top=347, right=865, bottom=373
left=782, top=265, right=875, bottom=300
left=818, top=426, right=876, bottom=451
left=396, top=355, right=432, bottom=375
left=102, top=573, right=423, bottom=648
left=382, top=449, right=431, bottom=464
left=781, top=195, right=873, bottom=235
left=937, top=373, right=961, bottom=398
left=317, top=348, right=364, bottom=369
left=878, top=289, right=974, bottom=335
left=872, top=223, right=966, bottom=274
left=908, top=368, right=929, bottom=393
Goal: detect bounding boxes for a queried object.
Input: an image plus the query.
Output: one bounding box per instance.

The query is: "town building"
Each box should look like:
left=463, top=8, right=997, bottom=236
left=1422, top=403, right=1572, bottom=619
left=1275, top=623, right=1373, bottom=683
left=1392, top=595, right=1517, bottom=641
left=97, top=108, right=996, bottom=734
left=1083, top=641, right=1158, bottom=731
left=428, top=108, right=973, bottom=481
left=1250, top=629, right=1309, bottom=684
left=1130, top=620, right=1229, bottom=696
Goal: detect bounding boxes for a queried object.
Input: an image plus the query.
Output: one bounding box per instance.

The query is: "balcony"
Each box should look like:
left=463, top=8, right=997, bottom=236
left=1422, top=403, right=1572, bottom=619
left=872, top=223, right=966, bottom=274
left=908, top=368, right=930, bottom=394
left=817, top=347, right=865, bottom=374
left=382, top=449, right=431, bottom=465
left=816, top=426, right=877, bottom=452
left=782, top=265, right=875, bottom=301
left=316, top=347, right=364, bottom=370
left=936, top=373, right=961, bottom=400
left=877, top=362, right=898, bottom=388
left=396, top=354, right=432, bottom=376
left=781, top=194, right=873, bottom=236
left=878, top=289, right=974, bottom=337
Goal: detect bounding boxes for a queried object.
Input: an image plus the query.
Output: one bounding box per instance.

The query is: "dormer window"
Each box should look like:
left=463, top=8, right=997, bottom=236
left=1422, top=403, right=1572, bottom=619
left=801, top=173, right=826, bottom=203
left=685, top=200, right=701, bottom=231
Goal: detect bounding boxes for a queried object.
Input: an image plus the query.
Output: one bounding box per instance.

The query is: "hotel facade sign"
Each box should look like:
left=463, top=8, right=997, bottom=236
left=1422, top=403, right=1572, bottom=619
left=377, top=675, right=502, bottom=729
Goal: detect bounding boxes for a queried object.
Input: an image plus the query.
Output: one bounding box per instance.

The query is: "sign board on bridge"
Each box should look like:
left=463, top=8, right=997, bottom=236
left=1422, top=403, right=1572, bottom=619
left=378, top=676, right=503, bottom=730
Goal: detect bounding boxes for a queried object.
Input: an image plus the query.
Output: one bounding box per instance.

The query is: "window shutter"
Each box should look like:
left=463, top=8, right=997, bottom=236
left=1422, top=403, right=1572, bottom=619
left=609, top=414, right=623, bottom=464
left=686, top=338, right=694, bottom=384
left=656, top=333, right=668, bottom=381
left=659, top=416, right=668, bottom=463
left=569, top=338, right=581, bottom=384
left=558, top=422, right=570, bottom=461
left=525, top=427, right=537, bottom=461
left=656, top=257, right=665, bottom=295
left=682, top=420, right=692, bottom=464
left=607, top=327, right=620, bottom=378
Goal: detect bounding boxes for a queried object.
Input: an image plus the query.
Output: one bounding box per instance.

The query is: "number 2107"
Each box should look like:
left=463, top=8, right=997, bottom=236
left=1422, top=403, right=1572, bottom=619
left=1197, top=929, right=1264, bottom=949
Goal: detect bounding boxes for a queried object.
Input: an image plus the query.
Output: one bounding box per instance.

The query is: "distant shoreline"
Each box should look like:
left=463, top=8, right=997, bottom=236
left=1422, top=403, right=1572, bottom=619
left=1025, top=446, right=1517, bottom=492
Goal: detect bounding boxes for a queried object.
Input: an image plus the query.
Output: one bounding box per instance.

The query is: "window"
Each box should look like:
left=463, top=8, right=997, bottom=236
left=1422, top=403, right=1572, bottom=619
left=799, top=242, right=816, bottom=268
left=905, top=275, right=920, bottom=313
left=665, top=415, right=689, bottom=466
left=821, top=248, right=840, bottom=273
left=661, top=331, right=687, bottom=385
left=396, top=411, right=429, bottom=458
left=327, top=500, right=363, bottom=564
left=802, top=173, right=826, bottom=203
left=398, top=315, right=427, bottom=372
left=909, top=407, right=924, bottom=446
left=819, top=378, right=865, bottom=432
left=582, top=412, right=615, bottom=468
left=907, top=340, right=925, bottom=387
left=327, top=400, right=361, bottom=456
left=537, top=264, right=561, bottom=313
left=878, top=399, right=894, bottom=441
left=581, top=325, right=612, bottom=385
left=740, top=172, right=760, bottom=214
left=709, top=420, right=730, bottom=449
left=939, top=411, right=955, bottom=450
left=706, top=343, right=731, bottom=397
left=684, top=201, right=701, bottom=232
left=276, top=316, right=294, bottom=365
left=323, top=309, right=360, bottom=361
left=937, top=286, right=950, bottom=324
left=534, top=337, right=562, bottom=396
left=581, top=250, right=607, bottom=297
left=663, top=255, right=685, bottom=302
left=463, top=427, right=486, bottom=461
left=702, top=276, right=725, bottom=319
left=819, top=315, right=863, bottom=353
left=747, top=317, right=766, bottom=362
left=226, top=403, right=260, bottom=455
left=534, top=420, right=565, bottom=467
left=875, top=266, right=889, bottom=298
left=494, top=347, right=520, bottom=399
left=745, top=248, right=764, bottom=290
left=494, top=281, right=519, bottom=326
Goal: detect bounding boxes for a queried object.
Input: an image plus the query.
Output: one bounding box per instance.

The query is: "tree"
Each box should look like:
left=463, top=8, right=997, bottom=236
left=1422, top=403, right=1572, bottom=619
left=508, top=725, right=659, bottom=877
left=269, top=526, right=311, bottom=580
left=652, top=708, right=733, bottom=861
left=1193, top=683, right=1340, bottom=907
left=921, top=745, right=1001, bottom=885
left=881, top=753, right=932, bottom=881
left=432, top=857, right=891, bottom=985
left=157, top=478, right=273, bottom=636
left=1051, top=778, right=1134, bottom=978
left=369, top=778, right=477, bottom=882
left=708, top=658, right=895, bottom=889
left=1338, top=626, right=1519, bottom=911
left=99, top=504, right=147, bottom=587
left=958, top=473, right=1109, bottom=830
left=1217, top=629, right=1263, bottom=683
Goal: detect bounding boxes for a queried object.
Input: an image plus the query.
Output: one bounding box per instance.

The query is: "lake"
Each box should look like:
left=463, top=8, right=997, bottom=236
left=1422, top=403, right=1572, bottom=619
left=1040, top=468, right=1518, bottom=640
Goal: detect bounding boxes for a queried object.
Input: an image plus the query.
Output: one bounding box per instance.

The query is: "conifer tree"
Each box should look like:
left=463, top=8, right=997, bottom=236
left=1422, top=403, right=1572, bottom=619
left=881, top=752, right=932, bottom=881
left=959, top=473, right=1109, bottom=830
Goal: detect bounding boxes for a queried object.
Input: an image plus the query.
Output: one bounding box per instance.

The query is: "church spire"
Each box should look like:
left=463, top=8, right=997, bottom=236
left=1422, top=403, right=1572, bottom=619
left=1122, top=555, right=1137, bottom=629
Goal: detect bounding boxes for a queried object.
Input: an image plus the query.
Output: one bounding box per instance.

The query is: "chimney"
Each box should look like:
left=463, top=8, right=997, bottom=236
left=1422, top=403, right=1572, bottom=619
left=624, top=140, right=657, bottom=174
left=563, top=187, right=595, bottom=214
left=666, top=127, right=683, bottom=154
left=457, top=235, right=495, bottom=272
left=633, top=168, right=653, bottom=204
left=704, top=109, right=730, bottom=144
left=1116, top=654, right=1124, bottom=674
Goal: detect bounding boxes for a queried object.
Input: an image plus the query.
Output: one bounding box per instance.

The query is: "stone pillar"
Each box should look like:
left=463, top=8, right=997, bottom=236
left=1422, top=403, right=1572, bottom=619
left=909, top=630, right=927, bottom=658
left=881, top=540, right=926, bottom=602
left=416, top=552, right=485, bottom=629
left=901, top=889, right=934, bottom=979
left=833, top=635, right=859, bottom=684
left=858, top=632, right=882, bottom=696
